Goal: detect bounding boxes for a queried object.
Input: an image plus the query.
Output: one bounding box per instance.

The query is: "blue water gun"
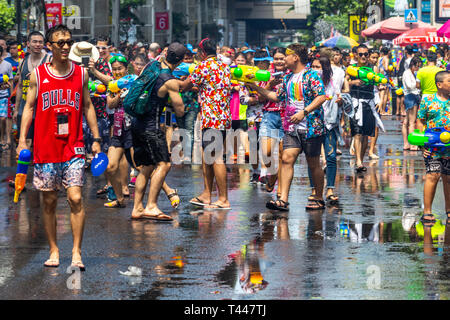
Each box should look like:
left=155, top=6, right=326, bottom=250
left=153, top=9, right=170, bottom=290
left=14, top=149, right=31, bottom=203
left=173, top=63, right=197, bottom=78
left=108, top=74, right=138, bottom=93
left=408, top=127, right=450, bottom=154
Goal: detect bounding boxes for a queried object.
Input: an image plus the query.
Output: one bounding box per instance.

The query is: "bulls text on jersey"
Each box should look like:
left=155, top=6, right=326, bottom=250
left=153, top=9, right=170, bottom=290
left=41, top=89, right=81, bottom=111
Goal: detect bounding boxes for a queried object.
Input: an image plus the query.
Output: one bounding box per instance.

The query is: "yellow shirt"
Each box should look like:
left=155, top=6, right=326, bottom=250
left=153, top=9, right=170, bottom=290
left=417, top=65, right=444, bottom=95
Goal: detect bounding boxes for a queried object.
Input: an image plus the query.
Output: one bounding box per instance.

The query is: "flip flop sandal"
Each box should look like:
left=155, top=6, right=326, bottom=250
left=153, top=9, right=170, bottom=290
left=132, top=213, right=173, bottom=221
left=167, top=189, right=180, bottom=209
left=104, top=200, right=126, bottom=208
left=204, top=202, right=231, bottom=210
left=326, top=194, right=339, bottom=205
left=266, top=199, right=289, bottom=211
left=306, top=199, right=326, bottom=210
left=420, top=213, right=436, bottom=228
left=70, top=260, right=86, bottom=271
left=96, top=185, right=109, bottom=195
left=307, top=194, right=316, bottom=201
left=189, top=197, right=209, bottom=207
left=44, top=258, right=60, bottom=268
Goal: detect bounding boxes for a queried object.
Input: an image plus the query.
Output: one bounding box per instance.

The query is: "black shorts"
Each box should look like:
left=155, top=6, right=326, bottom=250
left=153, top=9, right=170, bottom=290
left=110, top=129, right=133, bottom=150
left=350, top=104, right=376, bottom=137
left=17, top=114, right=34, bottom=140
left=131, top=129, right=170, bottom=167
left=425, top=157, right=450, bottom=175
left=282, top=130, right=324, bottom=157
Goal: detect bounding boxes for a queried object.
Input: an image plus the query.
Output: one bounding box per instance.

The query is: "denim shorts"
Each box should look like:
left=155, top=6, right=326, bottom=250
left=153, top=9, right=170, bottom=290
left=404, top=94, right=421, bottom=111
left=259, top=111, right=284, bottom=140
left=33, top=157, right=85, bottom=191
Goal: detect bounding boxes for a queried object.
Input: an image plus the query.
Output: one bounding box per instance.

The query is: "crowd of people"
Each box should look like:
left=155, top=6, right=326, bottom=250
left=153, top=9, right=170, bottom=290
left=0, top=24, right=448, bottom=270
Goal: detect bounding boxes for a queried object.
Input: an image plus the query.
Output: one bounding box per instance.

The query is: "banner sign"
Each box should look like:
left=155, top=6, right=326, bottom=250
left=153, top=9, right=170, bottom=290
left=45, top=3, right=63, bottom=29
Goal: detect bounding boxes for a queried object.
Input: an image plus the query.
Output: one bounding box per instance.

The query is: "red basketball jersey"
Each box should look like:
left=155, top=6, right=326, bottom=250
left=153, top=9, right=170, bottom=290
left=34, top=62, right=86, bottom=163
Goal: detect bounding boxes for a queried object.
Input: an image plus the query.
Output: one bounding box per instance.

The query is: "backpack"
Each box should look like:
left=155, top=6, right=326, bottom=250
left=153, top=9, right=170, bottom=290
left=123, top=60, right=169, bottom=117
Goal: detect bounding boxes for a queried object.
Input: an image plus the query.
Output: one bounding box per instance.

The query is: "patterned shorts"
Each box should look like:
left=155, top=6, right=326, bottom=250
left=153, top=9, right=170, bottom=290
left=0, top=98, right=8, bottom=118
left=33, top=157, right=85, bottom=191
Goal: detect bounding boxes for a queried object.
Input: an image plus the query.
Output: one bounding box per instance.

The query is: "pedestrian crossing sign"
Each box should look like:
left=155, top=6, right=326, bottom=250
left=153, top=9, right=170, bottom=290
left=405, top=9, right=418, bottom=23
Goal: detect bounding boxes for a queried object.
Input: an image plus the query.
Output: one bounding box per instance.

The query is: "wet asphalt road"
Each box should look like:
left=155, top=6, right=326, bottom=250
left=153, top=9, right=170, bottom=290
left=0, top=117, right=448, bottom=300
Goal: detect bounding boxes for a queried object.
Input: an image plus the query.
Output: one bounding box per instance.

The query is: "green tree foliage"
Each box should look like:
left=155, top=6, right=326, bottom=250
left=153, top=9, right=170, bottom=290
left=0, top=0, right=16, bottom=34
left=172, top=12, right=189, bottom=42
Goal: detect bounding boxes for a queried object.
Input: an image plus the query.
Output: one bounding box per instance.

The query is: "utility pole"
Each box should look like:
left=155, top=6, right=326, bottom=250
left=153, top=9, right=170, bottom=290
left=112, top=0, right=120, bottom=46
left=16, top=0, right=22, bottom=43
left=151, top=0, right=155, bottom=43
left=91, top=0, right=95, bottom=40
left=167, top=0, right=172, bottom=43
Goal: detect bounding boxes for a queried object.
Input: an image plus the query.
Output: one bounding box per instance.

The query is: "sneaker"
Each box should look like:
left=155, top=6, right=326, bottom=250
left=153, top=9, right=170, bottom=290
left=258, top=175, right=268, bottom=185
left=107, top=186, right=117, bottom=201
left=250, top=173, right=260, bottom=185
left=128, top=177, right=136, bottom=188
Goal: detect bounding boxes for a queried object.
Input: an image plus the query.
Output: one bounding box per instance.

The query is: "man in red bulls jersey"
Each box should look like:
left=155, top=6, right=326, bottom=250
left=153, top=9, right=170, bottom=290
left=16, top=25, right=101, bottom=271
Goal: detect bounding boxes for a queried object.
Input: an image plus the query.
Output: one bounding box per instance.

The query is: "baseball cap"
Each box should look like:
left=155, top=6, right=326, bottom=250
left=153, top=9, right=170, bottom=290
left=166, top=42, right=187, bottom=63
left=185, top=44, right=195, bottom=54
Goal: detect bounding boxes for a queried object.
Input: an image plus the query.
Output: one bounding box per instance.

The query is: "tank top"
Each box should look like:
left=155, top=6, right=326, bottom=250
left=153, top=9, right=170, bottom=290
left=349, top=64, right=375, bottom=100
left=18, top=53, right=49, bottom=115
left=34, top=62, right=85, bottom=163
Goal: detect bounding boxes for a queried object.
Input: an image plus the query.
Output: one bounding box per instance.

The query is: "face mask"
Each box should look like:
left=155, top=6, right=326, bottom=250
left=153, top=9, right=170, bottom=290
left=316, top=70, right=323, bottom=77
left=219, top=54, right=232, bottom=65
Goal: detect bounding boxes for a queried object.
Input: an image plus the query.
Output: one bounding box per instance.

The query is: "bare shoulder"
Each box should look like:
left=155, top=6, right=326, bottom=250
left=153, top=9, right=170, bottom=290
left=165, top=78, right=180, bottom=91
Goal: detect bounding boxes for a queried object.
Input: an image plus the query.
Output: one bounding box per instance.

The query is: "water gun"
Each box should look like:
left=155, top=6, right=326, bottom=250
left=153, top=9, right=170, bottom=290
left=230, top=65, right=271, bottom=83
left=346, top=66, right=388, bottom=85
left=88, top=80, right=106, bottom=95
left=1, top=74, right=9, bottom=84
left=108, top=74, right=137, bottom=93
left=408, top=128, right=450, bottom=153
left=173, top=63, right=197, bottom=78
left=14, top=149, right=31, bottom=203
left=12, top=66, right=18, bottom=77
left=387, top=76, right=404, bottom=96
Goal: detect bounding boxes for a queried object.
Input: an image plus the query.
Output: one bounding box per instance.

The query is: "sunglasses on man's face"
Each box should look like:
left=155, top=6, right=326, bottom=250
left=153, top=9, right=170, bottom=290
left=50, top=39, right=74, bottom=48
left=358, top=52, right=369, bottom=57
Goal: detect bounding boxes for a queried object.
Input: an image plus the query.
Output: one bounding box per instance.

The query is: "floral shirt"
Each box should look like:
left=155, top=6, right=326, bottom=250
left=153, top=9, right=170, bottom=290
left=92, top=57, right=113, bottom=119
left=417, top=93, right=450, bottom=159
left=263, top=68, right=287, bottom=114
left=190, top=57, right=231, bottom=130
left=277, top=67, right=325, bottom=139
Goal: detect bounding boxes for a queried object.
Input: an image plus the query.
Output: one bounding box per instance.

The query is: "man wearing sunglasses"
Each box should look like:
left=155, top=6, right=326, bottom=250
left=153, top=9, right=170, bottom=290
left=346, top=44, right=384, bottom=173
left=16, top=25, right=101, bottom=271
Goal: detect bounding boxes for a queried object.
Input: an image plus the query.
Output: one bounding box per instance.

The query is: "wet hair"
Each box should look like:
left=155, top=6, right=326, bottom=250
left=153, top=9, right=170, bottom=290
left=198, top=38, right=216, bottom=56
left=380, top=46, right=390, bottom=55
left=96, top=35, right=111, bottom=45
left=27, top=31, right=44, bottom=43
left=272, top=47, right=286, bottom=56
left=111, top=59, right=128, bottom=69
left=234, top=52, right=247, bottom=64
left=45, top=25, right=72, bottom=43
left=356, top=44, right=369, bottom=52
left=409, top=56, right=422, bottom=68
left=427, top=51, right=437, bottom=62
left=287, top=43, right=309, bottom=65
left=315, top=56, right=333, bottom=87
left=435, top=70, right=450, bottom=84
left=7, top=40, right=19, bottom=51
left=369, top=48, right=379, bottom=55
left=132, top=53, right=149, bottom=65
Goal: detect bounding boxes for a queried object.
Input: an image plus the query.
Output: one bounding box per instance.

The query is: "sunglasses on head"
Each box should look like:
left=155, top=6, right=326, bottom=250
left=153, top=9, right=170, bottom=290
left=358, top=52, right=369, bottom=57
left=109, top=55, right=127, bottom=64
left=50, top=39, right=74, bottom=48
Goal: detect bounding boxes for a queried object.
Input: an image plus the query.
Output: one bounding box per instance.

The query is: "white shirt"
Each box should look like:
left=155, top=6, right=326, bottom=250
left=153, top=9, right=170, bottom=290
left=331, top=65, right=345, bottom=94
left=402, top=68, right=420, bottom=95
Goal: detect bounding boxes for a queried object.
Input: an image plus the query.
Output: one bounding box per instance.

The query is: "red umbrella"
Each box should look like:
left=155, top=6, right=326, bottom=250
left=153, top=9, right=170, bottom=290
left=437, top=19, right=450, bottom=37
left=361, top=17, right=431, bottom=40
left=393, top=27, right=450, bottom=46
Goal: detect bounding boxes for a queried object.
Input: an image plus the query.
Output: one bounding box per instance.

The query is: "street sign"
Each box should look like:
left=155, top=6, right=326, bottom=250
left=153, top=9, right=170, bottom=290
left=405, top=9, right=418, bottom=23
left=155, top=12, right=169, bottom=30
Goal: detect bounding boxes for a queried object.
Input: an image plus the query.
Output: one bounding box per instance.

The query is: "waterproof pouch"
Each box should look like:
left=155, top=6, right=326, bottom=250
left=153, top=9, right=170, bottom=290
left=54, top=107, right=70, bottom=138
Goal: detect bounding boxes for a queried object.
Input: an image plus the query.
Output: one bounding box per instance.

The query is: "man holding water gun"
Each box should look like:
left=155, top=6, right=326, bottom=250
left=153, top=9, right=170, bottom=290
left=416, top=70, right=450, bottom=227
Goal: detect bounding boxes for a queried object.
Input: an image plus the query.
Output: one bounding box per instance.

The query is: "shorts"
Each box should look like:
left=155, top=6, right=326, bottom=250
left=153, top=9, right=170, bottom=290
left=110, top=129, right=133, bottom=150
left=425, top=157, right=450, bottom=175
left=0, top=98, right=8, bottom=118
left=231, top=120, right=248, bottom=131
left=17, top=114, right=35, bottom=140
left=350, top=103, right=376, bottom=137
left=201, top=128, right=226, bottom=151
left=33, top=157, right=85, bottom=191
left=404, top=94, right=421, bottom=111
left=259, top=111, right=284, bottom=140
left=132, top=129, right=170, bottom=167
left=282, top=130, right=324, bottom=157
